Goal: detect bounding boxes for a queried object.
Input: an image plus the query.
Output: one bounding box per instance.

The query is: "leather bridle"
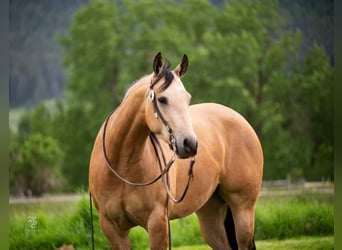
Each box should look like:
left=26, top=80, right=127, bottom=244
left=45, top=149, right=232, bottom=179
left=148, top=75, right=177, bottom=151
left=101, top=75, right=196, bottom=194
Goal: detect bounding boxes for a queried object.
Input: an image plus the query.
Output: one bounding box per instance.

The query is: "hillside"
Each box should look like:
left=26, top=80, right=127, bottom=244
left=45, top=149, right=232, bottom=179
left=9, top=0, right=88, bottom=108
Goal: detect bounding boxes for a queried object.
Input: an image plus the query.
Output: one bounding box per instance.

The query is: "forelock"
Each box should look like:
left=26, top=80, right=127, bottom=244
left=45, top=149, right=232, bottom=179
left=156, top=61, right=174, bottom=92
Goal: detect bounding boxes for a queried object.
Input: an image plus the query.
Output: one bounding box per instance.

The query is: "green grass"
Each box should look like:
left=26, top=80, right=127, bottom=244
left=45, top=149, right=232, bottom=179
left=173, top=245, right=211, bottom=250
left=9, top=201, right=76, bottom=216
left=128, top=214, right=206, bottom=249
left=171, top=236, right=334, bottom=250
left=255, top=194, right=334, bottom=239
left=256, top=236, right=334, bottom=250
left=9, top=193, right=334, bottom=249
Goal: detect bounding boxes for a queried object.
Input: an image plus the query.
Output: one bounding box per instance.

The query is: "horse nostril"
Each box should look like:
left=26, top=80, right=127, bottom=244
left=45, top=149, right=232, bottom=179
left=183, top=138, right=198, bottom=156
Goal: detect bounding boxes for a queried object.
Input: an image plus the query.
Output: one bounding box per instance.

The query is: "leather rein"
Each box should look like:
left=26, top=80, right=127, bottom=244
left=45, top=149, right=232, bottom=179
left=90, top=77, right=196, bottom=250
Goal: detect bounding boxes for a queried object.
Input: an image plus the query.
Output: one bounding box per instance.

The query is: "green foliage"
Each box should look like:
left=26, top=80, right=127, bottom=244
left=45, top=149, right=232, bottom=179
left=9, top=133, right=64, bottom=196
left=50, top=104, right=101, bottom=189
left=9, top=103, right=65, bottom=196
left=53, top=0, right=122, bottom=188
left=255, top=195, right=334, bottom=239
left=60, top=0, right=119, bottom=107
left=256, top=236, right=333, bottom=250
left=9, top=194, right=333, bottom=249
left=170, top=214, right=205, bottom=247
left=290, top=44, right=333, bottom=180
left=10, top=209, right=77, bottom=249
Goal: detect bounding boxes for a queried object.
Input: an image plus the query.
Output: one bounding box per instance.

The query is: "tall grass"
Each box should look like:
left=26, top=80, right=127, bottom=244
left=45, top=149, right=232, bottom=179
left=256, top=236, right=334, bottom=250
left=9, top=193, right=333, bottom=249
left=255, top=195, right=334, bottom=240
left=9, top=197, right=109, bottom=250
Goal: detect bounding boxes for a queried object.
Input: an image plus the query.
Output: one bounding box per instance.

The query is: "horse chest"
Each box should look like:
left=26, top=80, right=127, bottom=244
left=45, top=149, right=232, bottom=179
left=104, top=185, right=163, bottom=228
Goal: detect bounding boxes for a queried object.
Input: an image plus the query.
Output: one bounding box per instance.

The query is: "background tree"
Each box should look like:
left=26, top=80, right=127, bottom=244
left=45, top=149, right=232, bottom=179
left=9, top=133, right=64, bottom=196
left=56, top=0, right=120, bottom=188
left=284, top=44, right=333, bottom=180
left=10, top=104, right=65, bottom=196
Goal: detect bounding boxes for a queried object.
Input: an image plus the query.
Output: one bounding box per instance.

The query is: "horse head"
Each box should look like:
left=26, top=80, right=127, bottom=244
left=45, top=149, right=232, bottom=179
left=145, top=52, right=198, bottom=159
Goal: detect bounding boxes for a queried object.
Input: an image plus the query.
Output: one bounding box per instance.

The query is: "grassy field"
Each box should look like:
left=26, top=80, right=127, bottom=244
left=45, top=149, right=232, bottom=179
left=171, top=236, right=334, bottom=250
left=9, top=192, right=334, bottom=249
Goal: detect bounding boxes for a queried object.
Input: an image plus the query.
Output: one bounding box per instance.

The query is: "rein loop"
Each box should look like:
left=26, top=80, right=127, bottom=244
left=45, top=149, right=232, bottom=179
left=101, top=76, right=196, bottom=194
left=102, top=110, right=171, bottom=186
left=102, top=109, right=195, bottom=195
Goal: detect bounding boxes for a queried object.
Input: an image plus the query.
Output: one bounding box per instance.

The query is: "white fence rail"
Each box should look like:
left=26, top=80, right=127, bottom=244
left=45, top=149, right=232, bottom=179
left=260, top=179, right=334, bottom=197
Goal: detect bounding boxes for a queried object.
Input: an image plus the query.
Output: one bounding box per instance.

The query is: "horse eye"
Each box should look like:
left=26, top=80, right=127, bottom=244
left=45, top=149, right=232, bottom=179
left=158, top=97, right=168, bottom=105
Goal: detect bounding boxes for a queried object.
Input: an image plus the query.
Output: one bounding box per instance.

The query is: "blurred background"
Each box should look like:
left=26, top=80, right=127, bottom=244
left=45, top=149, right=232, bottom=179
left=9, top=0, right=333, bottom=197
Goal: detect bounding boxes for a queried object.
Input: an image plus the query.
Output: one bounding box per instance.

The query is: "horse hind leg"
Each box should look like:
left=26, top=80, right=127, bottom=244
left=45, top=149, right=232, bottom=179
left=226, top=204, right=257, bottom=250
left=196, top=194, right=231, bottom=250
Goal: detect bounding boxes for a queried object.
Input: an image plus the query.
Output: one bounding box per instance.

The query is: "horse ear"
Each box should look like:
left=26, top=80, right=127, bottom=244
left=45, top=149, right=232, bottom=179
left=153, top=52, right=163, bottom=75
left=174, top=54, right=188, bottom=77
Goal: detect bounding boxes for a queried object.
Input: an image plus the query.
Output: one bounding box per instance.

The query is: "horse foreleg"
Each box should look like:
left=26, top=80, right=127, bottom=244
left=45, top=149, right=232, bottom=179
left=147, top=205, right=169, bottom=250
left=98, top=213, right=131, bottom=250
left=196, top=194, right=230, bottom=250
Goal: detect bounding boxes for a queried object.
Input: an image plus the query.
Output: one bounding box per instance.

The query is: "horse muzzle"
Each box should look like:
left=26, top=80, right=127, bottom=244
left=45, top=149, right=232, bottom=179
left=175, top=136, right=198, bottom=159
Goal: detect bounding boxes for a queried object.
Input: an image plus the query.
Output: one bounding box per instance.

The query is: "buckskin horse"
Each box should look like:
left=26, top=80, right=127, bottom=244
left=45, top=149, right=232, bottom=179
left=89, top=52, right=263, bottom=249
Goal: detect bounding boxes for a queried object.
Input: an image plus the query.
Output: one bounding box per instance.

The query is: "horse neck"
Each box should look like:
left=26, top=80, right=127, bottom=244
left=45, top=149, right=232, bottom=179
left=106, top=78, right=150, bottom=167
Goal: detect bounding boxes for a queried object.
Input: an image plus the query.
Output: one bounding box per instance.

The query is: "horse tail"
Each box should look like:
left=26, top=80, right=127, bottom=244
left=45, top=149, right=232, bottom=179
left=224, top=206, right=238, bottom=250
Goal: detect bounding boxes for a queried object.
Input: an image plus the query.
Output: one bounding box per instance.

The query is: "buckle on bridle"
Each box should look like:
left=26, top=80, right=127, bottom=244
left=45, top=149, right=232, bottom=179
left=169, top=134, right=176, bottom=152
left=148, top=89, right=155, bottom=102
